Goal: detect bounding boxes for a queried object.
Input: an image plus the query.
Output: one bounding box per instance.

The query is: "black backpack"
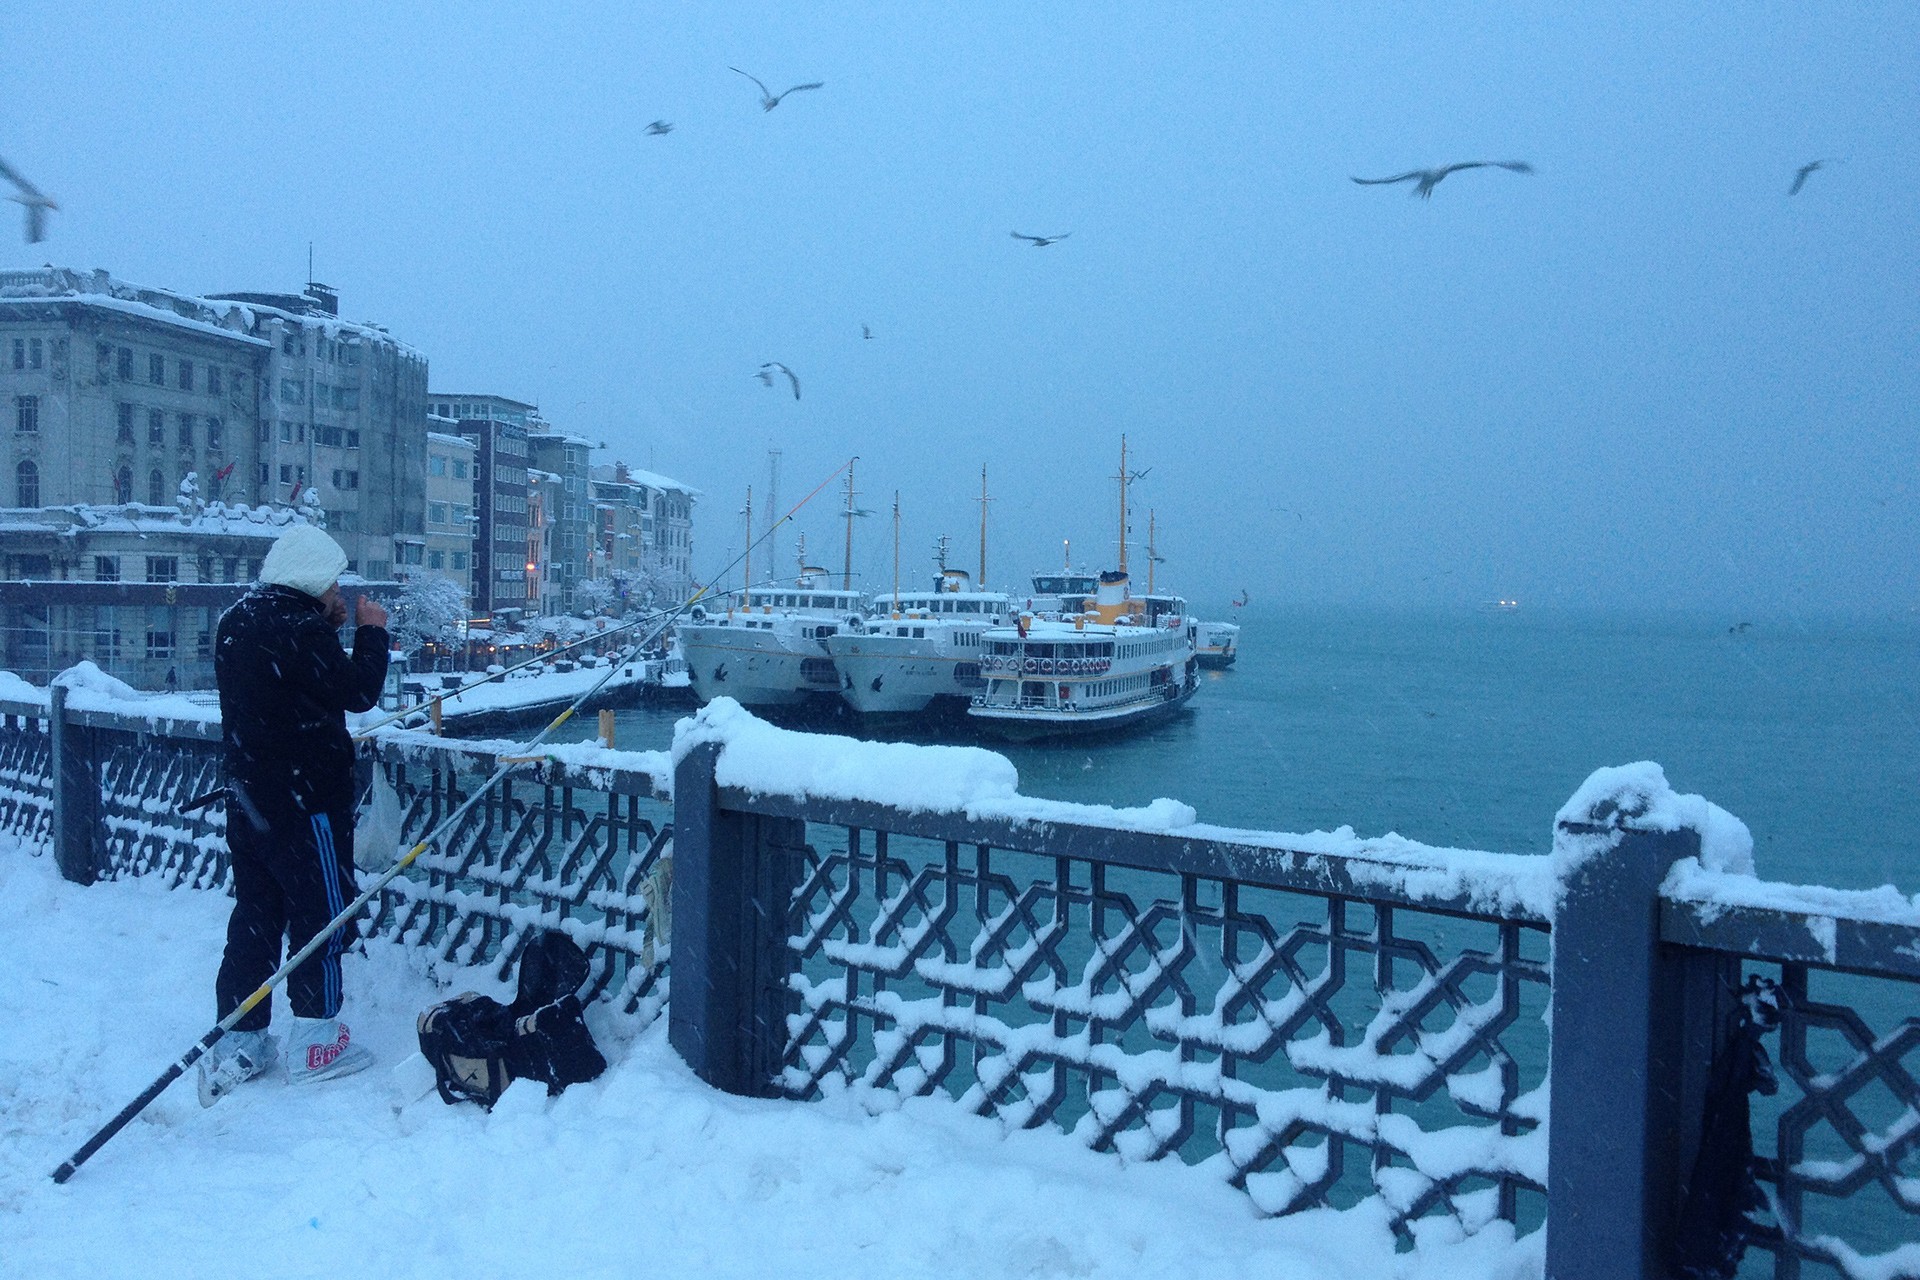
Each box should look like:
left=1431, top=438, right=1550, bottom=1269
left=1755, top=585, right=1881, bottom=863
left=416, top=932, right=608, bottom=1109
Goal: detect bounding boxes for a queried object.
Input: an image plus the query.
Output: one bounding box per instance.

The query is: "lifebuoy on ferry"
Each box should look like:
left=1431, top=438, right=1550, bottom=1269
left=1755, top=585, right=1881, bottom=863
left=1022, top=657, right=1038, bottom=673
left=689, top=605, right=707, bottom=623
left=1039, top=658, right=1054, bottom=675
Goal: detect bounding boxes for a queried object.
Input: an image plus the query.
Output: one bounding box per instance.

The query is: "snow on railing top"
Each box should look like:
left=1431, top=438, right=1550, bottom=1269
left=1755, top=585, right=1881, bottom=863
left=1554, top=760, right=1755, bottom=875
left=675, top=697, right=1563, bottom=921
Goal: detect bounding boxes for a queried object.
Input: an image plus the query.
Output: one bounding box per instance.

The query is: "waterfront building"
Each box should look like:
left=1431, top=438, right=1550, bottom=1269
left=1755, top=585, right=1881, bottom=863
left=528, top=431, right=594, bottom=613
left=423, top=430, right=477, bottom=605
left=589, top=461, right=696, bottom=607
left=437, top=395, right=532, bottom=621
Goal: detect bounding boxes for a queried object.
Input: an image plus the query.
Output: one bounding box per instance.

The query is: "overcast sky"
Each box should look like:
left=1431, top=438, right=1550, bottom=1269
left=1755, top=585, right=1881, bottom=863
left=5, top=4, right=1916, bottom=615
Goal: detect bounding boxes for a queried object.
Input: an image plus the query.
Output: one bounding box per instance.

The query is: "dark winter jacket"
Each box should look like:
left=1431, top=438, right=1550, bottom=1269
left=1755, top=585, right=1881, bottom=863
left=215, top=583, right=388, bottom=821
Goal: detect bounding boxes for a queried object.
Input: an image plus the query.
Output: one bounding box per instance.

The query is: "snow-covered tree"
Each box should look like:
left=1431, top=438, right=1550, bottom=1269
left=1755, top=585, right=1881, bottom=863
left=574, top=577, right=617, bottom=618
left=388, top=574, right=467, bottom=655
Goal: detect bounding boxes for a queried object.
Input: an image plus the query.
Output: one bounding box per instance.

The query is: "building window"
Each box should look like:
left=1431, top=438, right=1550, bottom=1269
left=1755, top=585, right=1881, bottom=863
left=148, top=469, right=165, bottom=505
left=207, top=417, right=223, bottom=451
left=453, top=460, right=469, bottom=479
left=344, top=429, right=359, bottom=449
left=430, top=455, right=447, bottom=477
left=178, top=360, right=194, bottom=391
left=146, top=627, right=174, bottom=659
left=14, top=395, right=37, bottom=434
left=145, top=556, right=178, bottom=583
left=96, top=342, right=112, bottom=378
left=207, top=366, right=222, bottom=396
left=15, top=460, right=38, bottom=506
left=117, top=347, right=133, bottom=379
left=28, top=338, right=40, bottom=369
left=178, top=413, right=195, bottom=448
left=221, top=557, right=238, bottom=582
left=280, top=420, right=294, bottom=443
left=148, top=409, right=165, bottom=446
left=331, top=469, right=359, bottom=490
left=428, top=549, right=445, bottom=570
left=149, top=353, right=165, bottom=384
left=117, top=403, right=135, bottom=443
left=96, top=555, right=120, bottom=582
left=9, top=338, right=21, bottom=369
left=428, top=502, right=448, bottom=525
left=279, top=379, right=304, bottom=404
left=115, top=466, right=133, bottom=504
left=279, top=464, right=294, bottom=484
left=452, top=551, right=468, bottom=571
left=95, top=626, right=122, bottom=659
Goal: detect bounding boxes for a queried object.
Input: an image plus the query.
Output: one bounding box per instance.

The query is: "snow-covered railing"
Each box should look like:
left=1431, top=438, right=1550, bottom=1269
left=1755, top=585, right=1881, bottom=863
left=4, top=690, right=1914, bottom=1278
left=362, top=731, right=674, bottom=1017
left=0, top=687, right=675, bottom=1020
left=665, top=705, right=1919, bottom=1280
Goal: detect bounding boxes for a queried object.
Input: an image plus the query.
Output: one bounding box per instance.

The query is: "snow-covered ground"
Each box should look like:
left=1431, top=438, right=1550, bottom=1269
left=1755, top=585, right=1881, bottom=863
left=0, top=843, right=1540, bottom=1280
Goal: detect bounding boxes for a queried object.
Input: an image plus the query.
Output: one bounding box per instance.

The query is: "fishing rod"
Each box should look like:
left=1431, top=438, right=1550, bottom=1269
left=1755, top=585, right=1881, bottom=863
left=50, top=457, right=859, bottom=1183
left=350, top=456, right=860, bottom=740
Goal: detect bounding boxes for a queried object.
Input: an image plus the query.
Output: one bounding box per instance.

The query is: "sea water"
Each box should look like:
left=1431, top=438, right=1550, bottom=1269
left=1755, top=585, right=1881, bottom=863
left=579, top=605, right=1920, bottom=891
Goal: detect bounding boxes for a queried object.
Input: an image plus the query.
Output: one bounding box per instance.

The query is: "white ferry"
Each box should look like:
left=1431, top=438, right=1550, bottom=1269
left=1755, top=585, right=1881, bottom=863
left=825, top=568, right=1015, bottom=719
left=1196, top=620, right=1240, bottom=669
left=678, top=568, right=868, bottom=709
left=968, top=569, right=1198, bottom=740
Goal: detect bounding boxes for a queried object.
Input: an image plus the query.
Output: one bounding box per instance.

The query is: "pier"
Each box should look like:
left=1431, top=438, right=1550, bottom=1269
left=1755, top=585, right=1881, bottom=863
left=0, top=689, right=1913, bottom=1279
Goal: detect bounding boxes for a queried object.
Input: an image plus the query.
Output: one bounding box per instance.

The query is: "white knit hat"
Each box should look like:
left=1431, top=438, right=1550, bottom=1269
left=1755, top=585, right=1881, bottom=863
left=259, top=524, right=348, bottom=599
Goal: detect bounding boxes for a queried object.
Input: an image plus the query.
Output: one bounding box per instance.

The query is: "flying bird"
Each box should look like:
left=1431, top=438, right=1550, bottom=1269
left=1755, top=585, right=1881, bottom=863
left=729, top=67, right=824, bottom=111
left=1011, top=231, right=1071, bottom=247
left=1788, top=160, right=1828, bottom=195
left=757, top=362, right=801, bottom=400
left=1232, top=590, right=1249, bottom=609
left=645, top=121, right=674, bottom=136
left=861, top=323, right=874, bottom=340
left=1351, top=161, right=1534, bottom=199
left=0, top=156, right=58, bottom=244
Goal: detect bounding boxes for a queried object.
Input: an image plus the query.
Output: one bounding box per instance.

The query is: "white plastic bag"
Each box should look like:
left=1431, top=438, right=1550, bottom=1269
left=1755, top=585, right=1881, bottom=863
left=354, top=768, right=406, bottom=872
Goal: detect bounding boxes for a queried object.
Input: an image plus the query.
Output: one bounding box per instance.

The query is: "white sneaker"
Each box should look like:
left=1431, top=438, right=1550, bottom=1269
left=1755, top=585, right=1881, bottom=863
left=197, top=1028, right=279, bottom=1107
left=286, top=1016, right=374, bottom=1085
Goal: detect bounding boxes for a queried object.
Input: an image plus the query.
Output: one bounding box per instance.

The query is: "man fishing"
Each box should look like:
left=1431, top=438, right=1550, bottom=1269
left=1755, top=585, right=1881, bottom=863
left=198, top=524, right=389, bottom=1103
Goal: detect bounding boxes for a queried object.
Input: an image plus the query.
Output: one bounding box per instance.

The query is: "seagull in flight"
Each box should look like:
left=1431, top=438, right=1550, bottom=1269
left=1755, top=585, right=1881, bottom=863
left=757, top=362, right=801, bottom=400
left=1788, top=159, right=1829, bottom=195
left=645, top=121, right=673, bottom=136
left=1351, top=161, right=1534, bottom=199
left=861, top=323, right=874, bottom=340
left=729, top=67, right=824, bottom=111
left=0, top=156, right=58, bottom=243
left=1011, top=231, right=1071, bottom=247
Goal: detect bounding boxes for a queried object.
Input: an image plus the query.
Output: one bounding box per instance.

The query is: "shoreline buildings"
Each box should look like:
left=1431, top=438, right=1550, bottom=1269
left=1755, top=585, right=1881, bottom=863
left=0, top=267, right=696, bottom=688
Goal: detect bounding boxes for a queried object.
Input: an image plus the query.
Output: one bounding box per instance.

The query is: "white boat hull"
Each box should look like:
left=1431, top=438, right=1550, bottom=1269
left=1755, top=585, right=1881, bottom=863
left=679, top=624, right=842, bottom=708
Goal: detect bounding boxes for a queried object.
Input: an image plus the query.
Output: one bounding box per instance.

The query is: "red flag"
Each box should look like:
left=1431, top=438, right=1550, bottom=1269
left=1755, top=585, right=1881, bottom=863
left=214, top=461, right=236, bottom=482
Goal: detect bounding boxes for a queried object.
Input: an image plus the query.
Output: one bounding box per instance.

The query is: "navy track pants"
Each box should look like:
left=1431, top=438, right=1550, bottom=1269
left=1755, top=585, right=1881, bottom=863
left=215, top=806, right=358, bottom=1031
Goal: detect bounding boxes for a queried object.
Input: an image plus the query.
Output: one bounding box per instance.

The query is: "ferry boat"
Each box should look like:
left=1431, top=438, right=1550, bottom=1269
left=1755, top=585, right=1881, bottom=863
left=968, top=570, right=1198, bottom=740
left=825, top=565, right=1014, bottom=719
left=680, top=481, right=870, bottom=710
left=1195, top=620, right=1240, bottom=668
left=677, top=571, right=868, bottom=709
left=968, top=439, right=1197, bottom=740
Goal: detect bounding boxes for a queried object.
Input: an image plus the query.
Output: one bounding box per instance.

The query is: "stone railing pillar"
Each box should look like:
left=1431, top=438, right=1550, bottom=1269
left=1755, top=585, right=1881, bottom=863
left=667, top=740, right=804, bottom=1097
left=1545, top=774, right=1739, bottom=1279
left=48, top=685, right=101, bottom=885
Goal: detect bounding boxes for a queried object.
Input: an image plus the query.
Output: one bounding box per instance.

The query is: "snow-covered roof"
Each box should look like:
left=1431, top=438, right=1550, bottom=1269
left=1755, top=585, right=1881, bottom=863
left=591, top=463, right=699, bottom=497
left=427, top=431, right=476, bottom=450
left=0, top=502, right=309, bottom=539
left=0, top=266, right=420, bottom=358
left=530, top=431, right=597, bottom=449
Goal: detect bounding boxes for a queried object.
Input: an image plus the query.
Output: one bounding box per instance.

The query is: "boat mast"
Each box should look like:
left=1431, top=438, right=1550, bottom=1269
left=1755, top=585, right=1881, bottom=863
left=1147, top=509, right=1156, bottom=595
left=842, top=457, right=859, bottom=591
left=891, top=491, right=901, bottom=615
left=1116, top=434, right=1129, bottom=576
left=742, top=486, right=752, bottom=606
left=764, top=448, right=782, bottom=557
left=977, top=464, right=991, bottom=589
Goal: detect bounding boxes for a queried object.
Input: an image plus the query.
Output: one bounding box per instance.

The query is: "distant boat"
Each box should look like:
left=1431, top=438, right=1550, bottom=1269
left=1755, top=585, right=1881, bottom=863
left=1479, top=599, right=1520, bottom=613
